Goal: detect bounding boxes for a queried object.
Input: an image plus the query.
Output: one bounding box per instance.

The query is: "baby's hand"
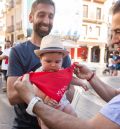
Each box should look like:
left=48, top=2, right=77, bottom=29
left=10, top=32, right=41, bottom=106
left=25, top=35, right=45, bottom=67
left=44, top=96, right=59, bottom=108
left=71, top=77, right=88, bottom=91
left=78, top=80, right=88, bottom=91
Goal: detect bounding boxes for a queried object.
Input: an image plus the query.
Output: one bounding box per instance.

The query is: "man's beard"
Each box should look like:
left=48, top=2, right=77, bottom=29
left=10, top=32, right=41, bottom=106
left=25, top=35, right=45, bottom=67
left=33, top=23, right=52, bottom=38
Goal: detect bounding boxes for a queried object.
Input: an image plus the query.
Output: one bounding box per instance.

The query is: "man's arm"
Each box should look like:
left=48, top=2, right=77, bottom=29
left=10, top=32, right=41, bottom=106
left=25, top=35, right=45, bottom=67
left=74, top=63, right=118, bottom=102
left=33, top=102, right=119, bottom=129
left=14, top=74, right=120, bottom=129
left=88, top=74, right=117, bottom=102
left=7, top=76, right=24, bottom=105
left=7, top=47, right=25, bottom=105
left=0, top=55, right=8, bottom=60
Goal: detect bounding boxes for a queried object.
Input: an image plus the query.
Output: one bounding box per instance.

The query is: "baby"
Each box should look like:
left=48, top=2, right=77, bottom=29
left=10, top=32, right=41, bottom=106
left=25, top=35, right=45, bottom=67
left=33, top=35, right=88, bottom=129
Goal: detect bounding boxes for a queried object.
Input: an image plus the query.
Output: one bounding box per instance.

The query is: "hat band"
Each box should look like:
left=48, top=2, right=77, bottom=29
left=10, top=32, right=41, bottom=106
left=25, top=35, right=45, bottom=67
left=41, top=47, right=64, bottom=50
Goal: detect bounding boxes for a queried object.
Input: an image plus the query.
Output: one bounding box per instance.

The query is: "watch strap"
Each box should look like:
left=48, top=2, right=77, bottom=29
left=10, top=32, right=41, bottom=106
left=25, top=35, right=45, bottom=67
left=26, top=96, right=43, bottom=116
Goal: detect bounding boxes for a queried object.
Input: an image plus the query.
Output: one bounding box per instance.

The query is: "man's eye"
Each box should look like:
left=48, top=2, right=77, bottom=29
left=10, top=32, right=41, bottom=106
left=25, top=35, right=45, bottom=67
left=46, top=60, right=51, bottom=63
left=56, top=61, right=61, bottom=63
left=116, top=29, right=120, bottom=33
left=49, top=14, right=54, bottom=19
left=112, top=29, right=120, bottom=35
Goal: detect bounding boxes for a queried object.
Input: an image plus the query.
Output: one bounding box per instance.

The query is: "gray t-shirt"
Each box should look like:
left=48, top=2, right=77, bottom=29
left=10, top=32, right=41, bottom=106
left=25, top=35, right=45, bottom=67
left=100, top=94, right=120, bottom=126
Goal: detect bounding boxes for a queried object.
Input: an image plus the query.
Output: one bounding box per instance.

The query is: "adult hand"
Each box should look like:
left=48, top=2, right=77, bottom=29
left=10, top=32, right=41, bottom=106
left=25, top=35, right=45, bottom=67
left=74, top=63, right=93, bottom=81
left=14, top=74, right=35, bottom=104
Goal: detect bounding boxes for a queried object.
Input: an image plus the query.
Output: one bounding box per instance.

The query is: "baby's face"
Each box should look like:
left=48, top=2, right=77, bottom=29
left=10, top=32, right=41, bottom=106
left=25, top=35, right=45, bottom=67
left=40, top=52, right=63, bottom=72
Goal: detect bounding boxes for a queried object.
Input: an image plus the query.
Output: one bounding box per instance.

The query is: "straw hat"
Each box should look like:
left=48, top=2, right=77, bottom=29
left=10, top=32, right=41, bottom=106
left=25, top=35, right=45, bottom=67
left=34, top=35, right=69, bottom=57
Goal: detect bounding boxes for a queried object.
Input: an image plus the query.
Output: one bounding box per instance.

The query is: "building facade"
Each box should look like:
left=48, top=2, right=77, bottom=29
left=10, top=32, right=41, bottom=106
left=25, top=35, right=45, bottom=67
left=5, top=0, right=34, bottom=44
left=3, top=0, right=114, bottom=65
left=70, top=0, right=109, bottom=64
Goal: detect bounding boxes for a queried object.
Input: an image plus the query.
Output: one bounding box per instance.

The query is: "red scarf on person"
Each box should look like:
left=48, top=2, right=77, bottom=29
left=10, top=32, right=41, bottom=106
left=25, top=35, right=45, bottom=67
left=29, top=64, right=75, bottom=102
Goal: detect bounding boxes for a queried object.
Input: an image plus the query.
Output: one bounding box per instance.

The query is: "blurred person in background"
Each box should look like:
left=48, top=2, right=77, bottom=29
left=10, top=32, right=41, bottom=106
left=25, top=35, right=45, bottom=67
left=0, top=46, right=3, bottom=75
left=0, top=41, right=11, bottom=92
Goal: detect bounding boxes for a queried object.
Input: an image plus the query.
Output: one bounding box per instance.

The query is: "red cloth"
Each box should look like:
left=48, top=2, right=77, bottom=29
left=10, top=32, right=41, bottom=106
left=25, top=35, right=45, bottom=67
left=5, top=57, right=8, bottom=64
left=29, top=64, right=75, bottom=102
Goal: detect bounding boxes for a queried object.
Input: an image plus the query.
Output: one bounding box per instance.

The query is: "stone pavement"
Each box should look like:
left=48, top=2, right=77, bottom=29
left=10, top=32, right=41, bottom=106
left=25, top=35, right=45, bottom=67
left=0, top=92, right=15, bottom=129
left=0, top=76, right=15, bottom=129
left=0, top=75, right=120, bottom=128
left=72, top=75, right=120, bottom=119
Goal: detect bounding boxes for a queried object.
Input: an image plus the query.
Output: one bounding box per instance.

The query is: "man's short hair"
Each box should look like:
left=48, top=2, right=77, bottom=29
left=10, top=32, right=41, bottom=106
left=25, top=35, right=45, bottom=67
left=112, top=0, right=120, bottom=14
left=31, top=0, right=55, bottom=14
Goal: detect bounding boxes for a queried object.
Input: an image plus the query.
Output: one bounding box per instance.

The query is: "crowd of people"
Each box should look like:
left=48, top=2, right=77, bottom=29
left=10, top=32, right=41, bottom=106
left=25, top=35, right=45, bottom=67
left=108, top=50, right=120, bottom=76
left=0, top=0, right=119, bottom=129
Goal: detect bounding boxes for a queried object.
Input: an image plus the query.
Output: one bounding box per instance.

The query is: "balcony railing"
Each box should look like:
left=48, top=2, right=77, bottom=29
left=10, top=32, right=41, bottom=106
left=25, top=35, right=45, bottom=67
left=16, top=0, right=21, bottom=5
left=16, top=21, right=22, bottom=30
left=6, top=25, right=14, bottom=33
left=93, top=0, right=107, bottom=3
left=7, top=0, right=14, bottom=10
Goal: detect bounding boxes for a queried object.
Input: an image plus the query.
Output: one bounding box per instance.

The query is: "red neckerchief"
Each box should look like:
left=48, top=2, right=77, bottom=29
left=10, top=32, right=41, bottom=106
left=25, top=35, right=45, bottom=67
left=29, top=64, right=75, bottom=102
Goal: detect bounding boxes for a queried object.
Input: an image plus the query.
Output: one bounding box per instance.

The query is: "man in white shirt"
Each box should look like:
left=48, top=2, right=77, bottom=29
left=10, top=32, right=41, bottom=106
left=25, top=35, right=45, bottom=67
left=0, top=41, right=11, bottom=92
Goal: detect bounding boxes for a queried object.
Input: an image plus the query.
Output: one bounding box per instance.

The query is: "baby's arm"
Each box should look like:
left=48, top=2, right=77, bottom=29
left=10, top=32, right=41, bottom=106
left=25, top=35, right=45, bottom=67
left=71, top=76, right=88, bottom=91
left=33, top=84, right=46, bottom=100
left=33, top=84, right=58, bottom=108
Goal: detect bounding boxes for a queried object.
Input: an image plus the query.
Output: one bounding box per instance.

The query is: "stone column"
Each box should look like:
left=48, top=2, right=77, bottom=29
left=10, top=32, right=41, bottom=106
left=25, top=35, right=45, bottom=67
left=87, top=46, right=92, bottom=63
left=100, top=47, right=105, bottom=64
left=74, top=48, right=78, bottom=61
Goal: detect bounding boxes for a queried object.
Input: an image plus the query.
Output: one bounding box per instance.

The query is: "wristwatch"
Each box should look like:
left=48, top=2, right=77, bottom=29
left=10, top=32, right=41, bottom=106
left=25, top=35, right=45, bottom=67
left=26, top=96, right=43, bottom=116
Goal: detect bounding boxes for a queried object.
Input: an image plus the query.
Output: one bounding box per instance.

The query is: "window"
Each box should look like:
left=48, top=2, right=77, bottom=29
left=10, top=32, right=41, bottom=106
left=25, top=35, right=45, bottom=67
left=83, top=5, right=88, bottom=18
left=96, top=7, right=101, bottom=19
left=82, top=25, right=87, bottom=37
left=96, top=26, right=100, bottom=36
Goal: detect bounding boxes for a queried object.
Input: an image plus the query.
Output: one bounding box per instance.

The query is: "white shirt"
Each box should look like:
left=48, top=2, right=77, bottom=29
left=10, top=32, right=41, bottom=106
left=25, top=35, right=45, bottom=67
left=1, top=48, right=11, bottom=70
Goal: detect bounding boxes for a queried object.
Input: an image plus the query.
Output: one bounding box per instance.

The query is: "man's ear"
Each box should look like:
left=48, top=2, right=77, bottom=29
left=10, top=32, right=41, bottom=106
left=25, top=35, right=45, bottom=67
left=29, top=13, right=33, bottom=23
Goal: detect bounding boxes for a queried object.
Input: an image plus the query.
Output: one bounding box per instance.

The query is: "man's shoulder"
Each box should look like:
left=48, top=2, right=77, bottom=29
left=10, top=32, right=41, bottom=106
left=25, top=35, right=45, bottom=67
left=100, top=94, right=120, bottom=126
left=12, top=40, right=34, bottom=56
left=13, top=40, right=31, bottom=50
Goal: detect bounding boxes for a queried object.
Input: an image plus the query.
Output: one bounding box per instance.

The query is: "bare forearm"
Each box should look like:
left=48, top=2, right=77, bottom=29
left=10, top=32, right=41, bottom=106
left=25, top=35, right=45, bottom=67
left=33, top=102, right=92, bottom=129
left=7, top=77, right=24, bottom=105
left=7, top=89, right=24, bottom=105
left=89, top=75, right=117, bottom=102
left=0, top=55, right=7, bottom=60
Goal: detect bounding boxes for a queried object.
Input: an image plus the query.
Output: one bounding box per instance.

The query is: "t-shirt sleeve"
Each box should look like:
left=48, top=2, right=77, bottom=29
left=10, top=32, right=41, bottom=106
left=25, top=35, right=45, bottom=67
left=100, top=94, right=120, bottom=126
left=62, top=55, right=71, bottom=68
left=7, top=47, right=24, bottom=76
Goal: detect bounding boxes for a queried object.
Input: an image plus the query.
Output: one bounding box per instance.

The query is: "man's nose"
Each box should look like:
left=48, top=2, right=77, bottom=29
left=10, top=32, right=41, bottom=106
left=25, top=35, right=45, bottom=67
left=111, top=33, right=119, bottom=44
left=43, top=16, right=50, bottom=24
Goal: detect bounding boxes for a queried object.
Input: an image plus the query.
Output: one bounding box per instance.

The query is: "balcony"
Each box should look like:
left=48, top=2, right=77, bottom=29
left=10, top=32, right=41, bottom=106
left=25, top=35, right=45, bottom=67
left=16, top=0, right=21, bottom=5
left=83, top=17, right=103, bottom=24
left=6, top=25, right=14, bottom=33
left=7, top=0, right=14, bottom=10
left=93, top=0, right=107, bottom=4
left=16, top=21, right=22, bottom=30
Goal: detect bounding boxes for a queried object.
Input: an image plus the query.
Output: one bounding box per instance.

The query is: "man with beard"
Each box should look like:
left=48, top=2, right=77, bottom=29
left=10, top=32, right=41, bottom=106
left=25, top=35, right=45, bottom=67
left=7, top=0, right=71, bottom=129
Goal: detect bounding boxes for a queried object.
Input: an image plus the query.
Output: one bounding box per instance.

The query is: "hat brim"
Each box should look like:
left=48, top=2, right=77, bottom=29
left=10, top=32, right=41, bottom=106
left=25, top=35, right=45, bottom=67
left=34, top=49, right=69, bottom=57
